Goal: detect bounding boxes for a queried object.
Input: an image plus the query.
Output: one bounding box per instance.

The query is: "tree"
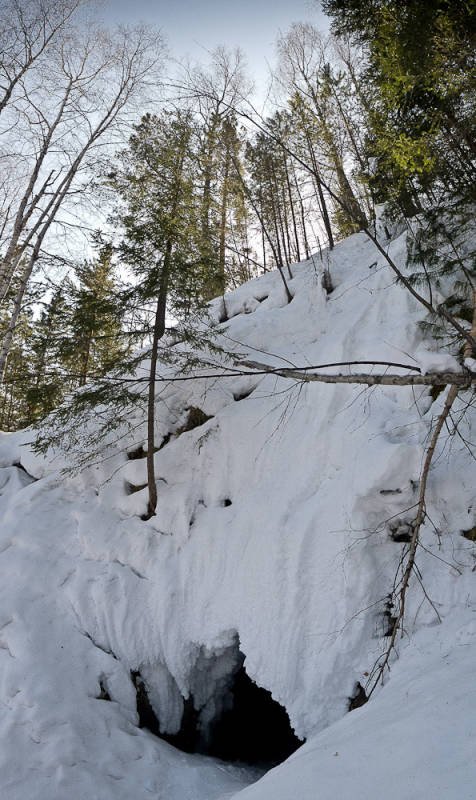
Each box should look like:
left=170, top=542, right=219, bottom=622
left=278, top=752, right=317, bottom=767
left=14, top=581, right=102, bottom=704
left=108, top=110, right=212, bottom=517
left=0, top=0, right=83, bottom=116
left=14, top=5, right=474, bottom=717
left=0, top=278, right=35, bottom=429
left=61, top=247, right=127, bottom=387
left=319, top=0, right=476, bottom=358
left=0, top=247, right=128, bottom=429
left=22, top=285, right=69, bottom=425
left=277, top=23, right=368, bottom=237
left=322, top=0, right=476, bottom=212
left=242, top=132, right=293, bottom=301
left=180, top=47, right=253, bottom=296
left=0, top=5, right=164, bottom=381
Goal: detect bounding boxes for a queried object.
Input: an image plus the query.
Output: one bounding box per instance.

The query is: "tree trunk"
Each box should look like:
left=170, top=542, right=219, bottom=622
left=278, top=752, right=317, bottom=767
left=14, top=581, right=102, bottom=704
left=463, top=290, right=476, bottom=360
left=334, top=158, right=368, bottom=232
left=0, top=79, right=73, bottom=302
left=304, top=128, right=334, bottom=249
left=0, top=255, right=36, bottom=382
left=218, top=144, right=230, bottom=295
left=269, top=192, right=285, bottom=269
left=145, top=259, right=169, bottom=518
left=233, top=159, right=292, bottom=302
left=239, top=359, right=474, bottom=388
left=294, top=170, right=311, bottom=260
left=261, top=227, right=267, bottom=272
left=284, top=157, right=301, bottom=263
left=79, top=331, right=93, bottom=387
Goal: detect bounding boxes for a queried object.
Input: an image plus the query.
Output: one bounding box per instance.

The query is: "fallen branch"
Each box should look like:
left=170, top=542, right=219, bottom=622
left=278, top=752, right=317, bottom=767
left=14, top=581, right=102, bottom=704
left=9, top=358, right=476, bottom=388
left=239, top=359, right=475, bottom=387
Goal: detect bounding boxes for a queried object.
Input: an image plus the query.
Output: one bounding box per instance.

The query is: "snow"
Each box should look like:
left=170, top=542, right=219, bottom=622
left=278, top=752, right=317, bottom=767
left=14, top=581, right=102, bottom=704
left=415, top=348, right=461, bottom=374
left=0, top=228, right=474, bottom=799
left=464, top=357, right=476, bottom=373
left=233, top=608, right=476, bottom=800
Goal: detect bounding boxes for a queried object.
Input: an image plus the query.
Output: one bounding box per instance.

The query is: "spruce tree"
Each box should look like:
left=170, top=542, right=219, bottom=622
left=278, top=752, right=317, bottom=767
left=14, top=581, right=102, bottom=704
left=322, top=1, right=476, bottom=356
left=322, top=0, right=476, bottom=212
left=108, top=110, right=214, bottom=516
left=24, top=286, right=69, bottom=425
left=61, top=246, right=127, bottom=387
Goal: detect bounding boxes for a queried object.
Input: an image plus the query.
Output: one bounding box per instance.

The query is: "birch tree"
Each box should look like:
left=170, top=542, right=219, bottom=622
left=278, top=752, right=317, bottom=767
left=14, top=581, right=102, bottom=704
left=277, top=23, right=368, bottom=236
left=0, top=6, right=165, bottom=380
left=0, top=0, right=84, bottom=116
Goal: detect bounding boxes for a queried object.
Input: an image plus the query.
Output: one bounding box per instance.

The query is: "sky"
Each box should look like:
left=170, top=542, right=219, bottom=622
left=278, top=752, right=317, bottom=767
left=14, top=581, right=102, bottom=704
left=101, top=0, right=330, bottom=102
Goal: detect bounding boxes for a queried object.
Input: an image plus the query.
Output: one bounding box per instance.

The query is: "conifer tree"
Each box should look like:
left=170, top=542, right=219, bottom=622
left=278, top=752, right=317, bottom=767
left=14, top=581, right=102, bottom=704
left=23, top=286, right=69, bottom=425
left=322, top=0, right=476, bottom=352
left=109, top=109, right=212, bottom=516
left=61, top=246, right=126, bottom=387
left=322, top=0, right=476, bottom=212
left=277, top=23, right=368, bottom=236
left=194, top=112, right=250, bottom=297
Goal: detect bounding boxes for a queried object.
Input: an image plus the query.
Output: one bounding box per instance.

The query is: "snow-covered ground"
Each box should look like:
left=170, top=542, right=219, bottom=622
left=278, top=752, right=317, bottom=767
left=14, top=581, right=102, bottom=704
left=0, top=228, right=474, bottom=799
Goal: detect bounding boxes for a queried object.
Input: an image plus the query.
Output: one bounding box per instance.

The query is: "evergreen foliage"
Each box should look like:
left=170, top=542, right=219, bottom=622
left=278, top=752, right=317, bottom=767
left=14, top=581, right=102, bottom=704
left=31, top=111, right=230, bottom=499
left=1, top=3, right=475, bottom=458
left=322, top=0, right=476, bottom=355
left=323, top=0, right=476, bottom=212
left=60, top=247, right=128, bottom=387
left=24, top=287, right=69, bottom=424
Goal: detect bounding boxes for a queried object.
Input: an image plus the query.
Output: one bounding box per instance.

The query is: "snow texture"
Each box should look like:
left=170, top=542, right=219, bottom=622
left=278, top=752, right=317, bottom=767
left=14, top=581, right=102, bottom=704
left=415, top=347, right=460, bottom=374
left=0, top=229, right=474, bottom=799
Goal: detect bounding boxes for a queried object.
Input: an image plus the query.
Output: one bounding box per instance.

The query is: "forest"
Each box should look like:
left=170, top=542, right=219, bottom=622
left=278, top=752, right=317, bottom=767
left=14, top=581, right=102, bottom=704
left=0, top=3, right=475, bottom=799
left=1, top=0, right=474, bottom=435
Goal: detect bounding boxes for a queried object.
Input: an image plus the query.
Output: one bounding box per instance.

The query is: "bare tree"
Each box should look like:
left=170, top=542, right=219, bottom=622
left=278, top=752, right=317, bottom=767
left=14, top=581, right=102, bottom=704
left=0, top=12, right=165, bottom=380
left=277, top=22, right=367, bottom=237
left=0, top=0, right=84, bottom=116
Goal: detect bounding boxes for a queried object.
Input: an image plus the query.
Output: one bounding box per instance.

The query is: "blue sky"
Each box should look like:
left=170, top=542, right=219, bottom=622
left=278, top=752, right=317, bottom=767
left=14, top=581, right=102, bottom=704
left=101, top=0, right=329, bottom=98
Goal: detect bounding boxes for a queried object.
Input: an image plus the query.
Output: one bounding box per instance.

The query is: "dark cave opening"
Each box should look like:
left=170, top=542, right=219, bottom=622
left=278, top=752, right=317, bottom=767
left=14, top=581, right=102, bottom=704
left=204, top=666, right=303, bottom=766
left=133, top=662, right=303, bottom=768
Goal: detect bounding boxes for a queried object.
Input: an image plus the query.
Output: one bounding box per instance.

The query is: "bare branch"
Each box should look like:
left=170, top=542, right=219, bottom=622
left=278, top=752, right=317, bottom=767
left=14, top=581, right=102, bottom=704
left=367, top=384, right=460, bottom=697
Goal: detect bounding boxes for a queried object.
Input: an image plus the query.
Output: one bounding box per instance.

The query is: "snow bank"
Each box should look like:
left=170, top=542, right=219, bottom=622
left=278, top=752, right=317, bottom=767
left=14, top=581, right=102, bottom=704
left=0, top=228, right=474, bottom=799
left=234, top=609, right=476, bottom=800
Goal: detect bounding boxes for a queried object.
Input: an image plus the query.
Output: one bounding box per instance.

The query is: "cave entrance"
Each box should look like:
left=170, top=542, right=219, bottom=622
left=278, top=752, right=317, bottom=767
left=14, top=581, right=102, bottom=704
left=134, top=650, right=303, bottom=769
left=203, top=665, right=303, bottom=766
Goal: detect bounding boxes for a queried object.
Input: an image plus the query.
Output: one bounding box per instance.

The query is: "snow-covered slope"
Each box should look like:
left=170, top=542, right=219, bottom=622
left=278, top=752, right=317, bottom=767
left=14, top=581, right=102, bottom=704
left=0, top=229, right=474, bottom=799
left=234, top=608, right=476, bottom=800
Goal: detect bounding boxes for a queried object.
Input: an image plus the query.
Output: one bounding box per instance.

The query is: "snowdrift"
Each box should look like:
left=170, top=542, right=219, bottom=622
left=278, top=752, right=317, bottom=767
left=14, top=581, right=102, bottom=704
left=0, top=228, right=474, bottom=799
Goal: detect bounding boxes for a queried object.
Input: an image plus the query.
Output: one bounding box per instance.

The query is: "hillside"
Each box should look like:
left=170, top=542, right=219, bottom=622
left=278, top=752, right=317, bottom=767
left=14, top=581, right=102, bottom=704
left=0, top=227, right=474, bottom=800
